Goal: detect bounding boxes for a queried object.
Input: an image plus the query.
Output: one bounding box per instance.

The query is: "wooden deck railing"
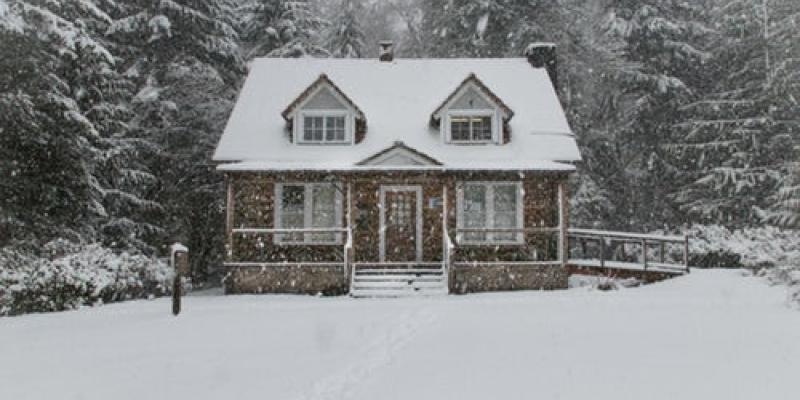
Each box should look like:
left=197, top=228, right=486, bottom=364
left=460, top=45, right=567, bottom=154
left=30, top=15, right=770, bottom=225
left=567, top=229, right=689, bottom=273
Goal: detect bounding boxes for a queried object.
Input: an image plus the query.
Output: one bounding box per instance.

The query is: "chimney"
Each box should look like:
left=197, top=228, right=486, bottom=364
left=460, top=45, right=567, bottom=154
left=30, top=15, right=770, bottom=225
left=525, top=43, right=557, bottom=90
left=379, top=41, right=394, bottom=62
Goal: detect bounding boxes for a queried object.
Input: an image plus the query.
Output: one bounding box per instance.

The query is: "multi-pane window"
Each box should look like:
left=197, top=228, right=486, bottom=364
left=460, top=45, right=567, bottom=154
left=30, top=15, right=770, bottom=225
left=276, top=183, right=342, bottom=244
left=458, top=182, right=522, bottom=244
left=449, top=115, right=493, bottom=142
left=302, top=115, right=347, bottom=143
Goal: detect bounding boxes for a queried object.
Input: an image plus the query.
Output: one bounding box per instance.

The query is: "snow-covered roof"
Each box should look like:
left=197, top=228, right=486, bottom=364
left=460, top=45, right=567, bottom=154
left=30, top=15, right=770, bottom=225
left=213, top=57, right=581, bottom=171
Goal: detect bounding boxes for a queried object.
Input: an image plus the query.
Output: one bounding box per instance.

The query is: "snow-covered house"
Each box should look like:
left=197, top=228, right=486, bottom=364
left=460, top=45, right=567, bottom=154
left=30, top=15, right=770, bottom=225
left=213, top=43, right=582, bottom=296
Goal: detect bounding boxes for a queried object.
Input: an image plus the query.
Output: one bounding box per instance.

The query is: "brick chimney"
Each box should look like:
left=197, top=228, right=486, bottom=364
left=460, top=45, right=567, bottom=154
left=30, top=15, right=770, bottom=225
left=379, top=41, right=394, bottom=62
left=525, top=43, right=557, bottom=90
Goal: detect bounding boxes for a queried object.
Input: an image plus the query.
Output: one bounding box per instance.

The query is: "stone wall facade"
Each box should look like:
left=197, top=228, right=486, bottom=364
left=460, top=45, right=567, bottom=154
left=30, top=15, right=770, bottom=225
left=450, top=264, right=568, bottom=293
left=225, top=265, right=348, bottom=295
left=224, top=170, right=570, bottom=294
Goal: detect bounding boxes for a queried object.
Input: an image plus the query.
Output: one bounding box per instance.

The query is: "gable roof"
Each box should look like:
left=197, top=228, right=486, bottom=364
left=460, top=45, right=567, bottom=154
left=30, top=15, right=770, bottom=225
left=430, top=73, right=514, bottom=124
left=280, top=73, right=365, bottom=121
left=357, top=141, right=442, bottom=166
left=214, top=58, right=581, bottom=171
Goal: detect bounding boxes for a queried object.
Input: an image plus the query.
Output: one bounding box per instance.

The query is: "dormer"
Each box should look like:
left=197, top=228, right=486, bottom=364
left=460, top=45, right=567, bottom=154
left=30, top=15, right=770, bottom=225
left=430, top=73, right=514, bottom=145
left=282, top=74, right=366, bottom=145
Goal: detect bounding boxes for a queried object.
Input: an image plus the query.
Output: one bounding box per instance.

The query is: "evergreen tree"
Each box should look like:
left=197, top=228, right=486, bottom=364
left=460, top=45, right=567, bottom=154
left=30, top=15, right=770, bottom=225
left=326, top=0, right=365, bottom=58
left=239, top=0, right=328, bottom=58
left=672, top=0, right=799, bottom=228
left=584, top=0, right=713, bottom=230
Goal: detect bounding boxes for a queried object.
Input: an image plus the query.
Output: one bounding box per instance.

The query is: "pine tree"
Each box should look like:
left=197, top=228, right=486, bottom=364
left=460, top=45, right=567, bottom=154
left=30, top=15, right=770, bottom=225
left=584, top=0, right=713, bottom=230
left=672, top=0, right=799, bottom=228
left=0, top=0, right=164, bottom=251
left=326, top=0, right=365, bottom=58
left=239, top=0, right=328, bottom=58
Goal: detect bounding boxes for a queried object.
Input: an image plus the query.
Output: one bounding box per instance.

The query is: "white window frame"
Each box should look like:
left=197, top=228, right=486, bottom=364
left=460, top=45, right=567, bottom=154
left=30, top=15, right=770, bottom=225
left=274, top=182, right=343, bottom=245
left=456, top=181, right=524, bottom=245
left=296, top=110, right=353, bottom=145
left=446, top=110, right=497, bottom=144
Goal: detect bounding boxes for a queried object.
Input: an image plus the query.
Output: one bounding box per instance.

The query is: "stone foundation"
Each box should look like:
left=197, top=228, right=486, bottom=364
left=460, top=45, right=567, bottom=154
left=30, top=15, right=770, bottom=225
left=224, top=265, right=348, bottom=295
left=449, top=264, right=568, bottom=293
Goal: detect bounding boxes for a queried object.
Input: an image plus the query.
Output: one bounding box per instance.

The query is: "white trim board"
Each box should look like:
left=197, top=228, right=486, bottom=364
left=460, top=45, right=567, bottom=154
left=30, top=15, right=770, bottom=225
left=379, top=185, right=424, bottom=262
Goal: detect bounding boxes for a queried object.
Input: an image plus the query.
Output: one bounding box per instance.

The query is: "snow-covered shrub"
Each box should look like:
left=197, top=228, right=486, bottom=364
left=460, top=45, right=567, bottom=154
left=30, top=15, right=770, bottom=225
left=676, top=225, right=800, bottom=268
left=0, top=243, right=173, bottom=316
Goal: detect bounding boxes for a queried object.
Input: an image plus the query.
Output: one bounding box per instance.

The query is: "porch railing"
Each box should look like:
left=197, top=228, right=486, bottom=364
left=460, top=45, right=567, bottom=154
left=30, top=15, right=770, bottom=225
left=225, top=227, right=351, bottom=268
left=567, top=228, right=690, bottom=273
left=452, top=226, right=563, bottom=266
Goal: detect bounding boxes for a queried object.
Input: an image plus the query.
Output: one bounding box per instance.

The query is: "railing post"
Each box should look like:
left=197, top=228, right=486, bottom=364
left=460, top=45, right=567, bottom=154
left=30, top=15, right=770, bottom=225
left=225, top=174, right=235, bottom=261
left=641, top=239, right=647, bottom=270
left=660, top=241, right=665, bottom=264
left=345, top=182, right=353, bottom=282
left=599, top=236, right=605, bottom=268
left=557, top=182, right=568, bottom=267
left=683, top=235, right=690, bottom=273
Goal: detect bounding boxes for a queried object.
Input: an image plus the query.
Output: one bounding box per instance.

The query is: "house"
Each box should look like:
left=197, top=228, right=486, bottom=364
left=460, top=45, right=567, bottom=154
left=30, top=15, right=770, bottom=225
left=213, top=43, right=582, bottom=296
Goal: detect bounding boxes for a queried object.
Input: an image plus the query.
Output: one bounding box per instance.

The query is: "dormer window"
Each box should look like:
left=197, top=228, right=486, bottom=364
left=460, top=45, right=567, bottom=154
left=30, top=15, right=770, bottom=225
left=301, top=113, right=348, bottom=143
left=282, top=74, right=367, bottom=145
left=449, top=113, right=493, bottom=143
left=431, top=73, right=514, bottom=145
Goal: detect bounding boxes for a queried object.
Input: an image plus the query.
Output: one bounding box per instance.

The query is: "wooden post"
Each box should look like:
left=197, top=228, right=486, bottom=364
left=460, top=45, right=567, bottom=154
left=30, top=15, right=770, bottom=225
left=683, top=235, right=690, bottom=273
left=599, top=236, right=605, bottom=268
left=660, top=241, right=666, bottom=264
left=641, top=239, right=648, bottom=270
left=580, top=238, right=587, bottom=259
left=345, top=181, right=352, bottom=280
left=171, top=243, right=189, bottom=316
left=225, top=174, right=235, bottom=261
left=557, top=182, right=568, bottom=267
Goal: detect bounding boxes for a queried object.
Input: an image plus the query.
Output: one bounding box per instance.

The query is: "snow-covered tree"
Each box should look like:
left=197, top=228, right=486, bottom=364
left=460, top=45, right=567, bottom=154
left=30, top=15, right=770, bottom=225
left=672, top=0, right=799, bottom=228
left=0, top=1, right=163, bottom=250
left=239, top=0, right=328, bottom=58
left=326, top=0, right=365, bottom=58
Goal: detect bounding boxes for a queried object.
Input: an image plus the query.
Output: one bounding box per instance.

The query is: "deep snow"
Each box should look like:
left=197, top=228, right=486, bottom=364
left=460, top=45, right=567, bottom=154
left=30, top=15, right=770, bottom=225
left=1, top=270, right=798, bottom=400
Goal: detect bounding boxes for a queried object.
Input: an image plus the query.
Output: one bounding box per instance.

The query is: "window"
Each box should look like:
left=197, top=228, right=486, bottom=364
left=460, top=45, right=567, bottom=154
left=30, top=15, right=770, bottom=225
left=457, top=182, right=523, bottom=244
left=448, top=114, right=494, bottom=142
left=300, top=114, right=348, bottom=143
left=275, top=183, right=342, bottom=244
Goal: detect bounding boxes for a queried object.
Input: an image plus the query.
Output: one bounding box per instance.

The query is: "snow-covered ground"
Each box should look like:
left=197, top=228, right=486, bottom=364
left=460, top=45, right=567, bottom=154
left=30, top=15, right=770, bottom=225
left=1, top=270, right=798, bottom=400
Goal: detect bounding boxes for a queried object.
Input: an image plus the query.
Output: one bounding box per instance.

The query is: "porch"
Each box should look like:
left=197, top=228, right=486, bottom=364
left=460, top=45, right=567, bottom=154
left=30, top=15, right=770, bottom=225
left=221, top=171, right=688, bottom=296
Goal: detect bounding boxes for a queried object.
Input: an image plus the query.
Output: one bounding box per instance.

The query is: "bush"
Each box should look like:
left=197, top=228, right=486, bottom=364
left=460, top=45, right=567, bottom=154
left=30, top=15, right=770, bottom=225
left=0, top=242, right=173, bottom=316
left=669, top=225, right=800, bottom=268
left=689, top=250, right=743, bottom=269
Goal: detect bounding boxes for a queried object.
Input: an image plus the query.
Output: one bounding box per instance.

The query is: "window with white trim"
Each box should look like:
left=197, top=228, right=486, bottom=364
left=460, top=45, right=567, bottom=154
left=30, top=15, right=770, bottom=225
left=457, top=182, right=523, bottom=244
left=449, top=114, right=493, bottom=142
left=275, top=183, right=342, bottom=244
left=300, top=113, right=348, bottom=143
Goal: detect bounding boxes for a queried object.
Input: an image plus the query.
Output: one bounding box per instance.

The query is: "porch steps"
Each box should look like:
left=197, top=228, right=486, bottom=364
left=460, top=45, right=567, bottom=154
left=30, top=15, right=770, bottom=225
left=350, top=265, right=447, bottom=298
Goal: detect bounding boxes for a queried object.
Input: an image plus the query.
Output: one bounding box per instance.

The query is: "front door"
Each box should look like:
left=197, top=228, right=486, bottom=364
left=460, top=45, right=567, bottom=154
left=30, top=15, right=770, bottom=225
left=380, top=186, right=422, bottom=262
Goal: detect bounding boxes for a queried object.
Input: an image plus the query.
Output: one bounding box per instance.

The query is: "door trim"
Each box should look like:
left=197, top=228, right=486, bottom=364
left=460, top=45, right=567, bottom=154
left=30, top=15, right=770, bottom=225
left=379, top=185, right=423, bottom=262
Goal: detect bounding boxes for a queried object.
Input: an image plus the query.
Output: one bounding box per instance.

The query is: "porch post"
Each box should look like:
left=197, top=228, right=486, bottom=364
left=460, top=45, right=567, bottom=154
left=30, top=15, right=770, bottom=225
left=557, top=180, right=568, bottom=267
left=225, top=174, right=234, bottom=260
left=346, top=181, right=353, bottom=279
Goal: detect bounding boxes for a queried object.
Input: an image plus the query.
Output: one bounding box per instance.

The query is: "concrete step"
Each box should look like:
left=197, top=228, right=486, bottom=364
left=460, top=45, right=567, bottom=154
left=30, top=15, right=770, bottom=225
left=352, top=280, right=445, bottom=290
left=355, top=268, right=444, bottom=275
left=353, top=275, right=444, bottom=282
